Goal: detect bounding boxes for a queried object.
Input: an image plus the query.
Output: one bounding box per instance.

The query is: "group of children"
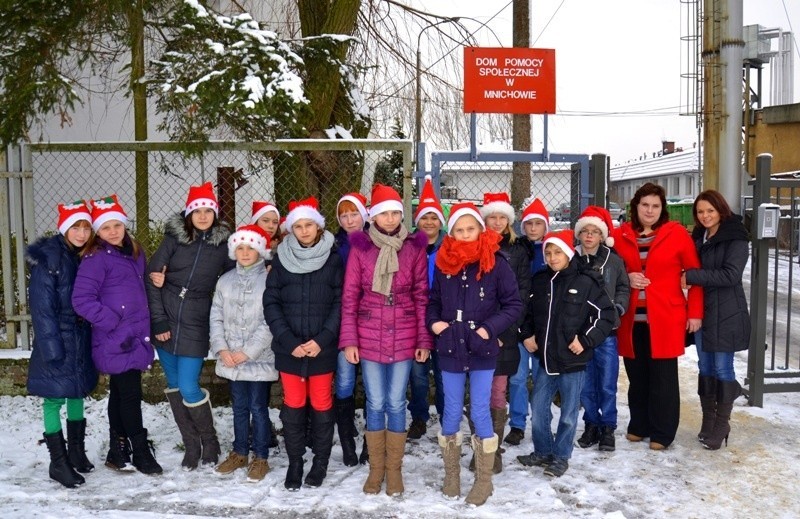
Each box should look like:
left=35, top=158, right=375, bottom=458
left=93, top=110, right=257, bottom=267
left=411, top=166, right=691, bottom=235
left=27, top=177, right=628, bottom=506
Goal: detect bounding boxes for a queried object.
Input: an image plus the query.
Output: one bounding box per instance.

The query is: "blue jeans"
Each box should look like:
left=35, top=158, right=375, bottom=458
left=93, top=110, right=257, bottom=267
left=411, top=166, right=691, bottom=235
left=695, top=330, right=735, bottom=381
left=361, top=359, right=412, bottom=433
left=408, top=352, right=444, bottom=422
left=157, top=348, right=205, bottom=403
left=229, top=380, right=272, bottom=459
left=441, top=369, right=494, bottom=438
left=580, top=335, right=619, bottom=428
left=335, top=350, right=358, bottom=399
left=508, top=342, right=537, bottom=429
left=531, top=363, right=584, bottom=461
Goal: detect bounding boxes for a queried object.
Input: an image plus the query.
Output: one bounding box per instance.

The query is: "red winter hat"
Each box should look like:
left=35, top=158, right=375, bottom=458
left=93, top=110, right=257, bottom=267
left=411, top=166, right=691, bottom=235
left=574, top=205, right=615, bottom=247
left=521, top=197, right=550, bottom=232
left=250, top=201, right=280, bottom=225
left=337, top=192, right=369, bottom=222
left=480, top=192, right=515, bottom=224
left=414, top=175, right=445, bottom=227
left=543, top=229, right=576, bottom=260
left=285, top=196, right=325, bottom=230
left=90, top=195, right=128, bottom=231
left=57, top=200, right=92, bottom=235
left=228, top=224, right=271, bottom=260
left=369, top=183, right=403, bottom=218
left=185, top=182, right=219, bottom=216
left=447, top=202, right=486, bottom=236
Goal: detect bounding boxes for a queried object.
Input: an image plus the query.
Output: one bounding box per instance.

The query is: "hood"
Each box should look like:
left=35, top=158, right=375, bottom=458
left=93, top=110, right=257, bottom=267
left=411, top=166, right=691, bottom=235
left=26, top=234, right=68, bottom=268
left=164, top=213, right=231, bottom=246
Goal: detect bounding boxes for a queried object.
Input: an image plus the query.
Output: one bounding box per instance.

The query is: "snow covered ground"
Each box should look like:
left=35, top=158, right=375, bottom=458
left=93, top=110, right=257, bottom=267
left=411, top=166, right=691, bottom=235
left=1, top=348, right=799, bottom=519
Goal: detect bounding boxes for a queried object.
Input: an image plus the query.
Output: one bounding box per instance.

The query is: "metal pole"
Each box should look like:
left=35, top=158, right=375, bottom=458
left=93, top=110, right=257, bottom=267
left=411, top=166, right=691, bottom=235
left=718, top=0, right=744, bottom=213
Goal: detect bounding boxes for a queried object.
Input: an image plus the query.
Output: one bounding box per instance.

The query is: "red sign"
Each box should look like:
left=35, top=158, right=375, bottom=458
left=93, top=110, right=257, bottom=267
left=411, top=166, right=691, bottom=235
left=463, top=47, right=556, bottom=114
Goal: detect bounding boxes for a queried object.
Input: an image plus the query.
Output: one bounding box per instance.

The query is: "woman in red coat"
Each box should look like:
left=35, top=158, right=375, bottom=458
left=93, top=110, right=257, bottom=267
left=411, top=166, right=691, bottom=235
left=612, top=183, right=702, bottom=450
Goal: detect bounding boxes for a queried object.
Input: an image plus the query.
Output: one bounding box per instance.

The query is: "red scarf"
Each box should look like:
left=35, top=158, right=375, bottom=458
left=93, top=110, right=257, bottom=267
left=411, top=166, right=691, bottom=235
left=435, top=230, right=501, bottom=280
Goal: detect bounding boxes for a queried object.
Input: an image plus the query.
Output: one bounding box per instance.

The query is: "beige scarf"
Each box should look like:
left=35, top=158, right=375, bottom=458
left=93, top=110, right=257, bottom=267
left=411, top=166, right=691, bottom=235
left=368, top=224, right=408, bottom=296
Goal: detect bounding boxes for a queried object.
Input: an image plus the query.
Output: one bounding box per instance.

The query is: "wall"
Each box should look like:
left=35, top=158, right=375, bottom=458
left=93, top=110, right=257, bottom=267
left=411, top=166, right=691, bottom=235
left=748, top=103, right=800, bottom=175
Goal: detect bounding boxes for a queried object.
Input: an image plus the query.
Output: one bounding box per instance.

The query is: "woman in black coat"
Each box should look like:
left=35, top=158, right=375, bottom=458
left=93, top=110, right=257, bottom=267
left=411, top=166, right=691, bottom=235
left=27, top=202, right=97, bottom=488
left=263, top=197, right=343, bottom=491
left=683, top=189, right=750, bottom=450
left=145, top=182, right=232, bottom=469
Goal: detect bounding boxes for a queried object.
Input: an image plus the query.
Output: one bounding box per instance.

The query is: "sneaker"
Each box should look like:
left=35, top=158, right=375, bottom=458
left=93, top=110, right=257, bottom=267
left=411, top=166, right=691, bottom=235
left=246, top=457, right=270, bottom=482
left=598, top=427, right=615, bottom=452
left=543, top=458, right=569, bottom=477
left=216, top=452, right=248, bottom=475
left=577, top=424, right=600, bottom=448
left=517, top=452, right=552, bottom=467
left=407, top=419, right=427, bottom=440
left=503, top=427, right=525, bottom=446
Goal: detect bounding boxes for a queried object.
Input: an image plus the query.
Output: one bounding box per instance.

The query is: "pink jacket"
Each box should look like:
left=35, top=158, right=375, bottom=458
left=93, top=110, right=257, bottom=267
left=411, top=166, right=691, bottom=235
left=339, top=231, right=433, bottom=363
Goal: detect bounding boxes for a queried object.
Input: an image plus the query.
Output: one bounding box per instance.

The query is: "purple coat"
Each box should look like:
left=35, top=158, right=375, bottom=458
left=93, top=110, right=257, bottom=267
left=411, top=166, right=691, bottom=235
left=72, top=239, right=154, bottom=375
left=339, top=230, right=432, bottom=363
left=426, top=254, right=523, bottom=373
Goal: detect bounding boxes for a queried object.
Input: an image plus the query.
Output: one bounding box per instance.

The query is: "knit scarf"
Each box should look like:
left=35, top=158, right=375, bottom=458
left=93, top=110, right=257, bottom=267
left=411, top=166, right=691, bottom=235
left=435, top=230, right=501, bottom=280
left=277, top=230, right=334, bottom=274
left=368, top=223, right=408, bottom=296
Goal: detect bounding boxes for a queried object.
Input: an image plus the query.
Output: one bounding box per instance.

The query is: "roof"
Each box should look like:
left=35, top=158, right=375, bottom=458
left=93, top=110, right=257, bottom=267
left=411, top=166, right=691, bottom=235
left=610, top=149, right=701, bottom=182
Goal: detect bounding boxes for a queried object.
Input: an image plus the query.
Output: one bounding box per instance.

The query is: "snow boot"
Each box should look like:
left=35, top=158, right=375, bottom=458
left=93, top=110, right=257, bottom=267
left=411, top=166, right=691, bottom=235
left=438, top=432, right=462, bottom=498
left=280, top=405, right=307, bottom=491
left=43, top=430, right=84, bottom=488
left=577, top=423, right=600, bottom=448
left=105, top=428, right=134, bottom=472
left=362, top=429, right=386, bottom=494
left=165, top=388, right=201, bottom=470
left=335, top=396, right=359, bottom=467
left=359, top=433, right=370, bottom=464
left=697, top=375, right=717, bottom=442
left=465, top=434, right=497, bottom=506
left=490, top=407, right=506, bottom=474
left=66, top=419, right=94, bottom=473
left=185, top=388, right=220, bottom=466
left=384, top=431, right=407, bottom=496
left=305, top=408, right=335, bottom=487
left=130, top=429, right=163, bottom=475
left=703, top=379, right=741, bottom=450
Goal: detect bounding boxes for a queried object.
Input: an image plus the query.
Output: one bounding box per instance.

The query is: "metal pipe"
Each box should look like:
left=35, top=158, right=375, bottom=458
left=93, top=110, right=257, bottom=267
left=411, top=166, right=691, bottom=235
left=718, top=0, right=744, bottom=213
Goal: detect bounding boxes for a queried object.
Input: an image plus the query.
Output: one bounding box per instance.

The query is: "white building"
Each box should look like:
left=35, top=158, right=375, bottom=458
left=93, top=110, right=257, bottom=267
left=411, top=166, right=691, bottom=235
left=610, top=143, right=702, bottom=203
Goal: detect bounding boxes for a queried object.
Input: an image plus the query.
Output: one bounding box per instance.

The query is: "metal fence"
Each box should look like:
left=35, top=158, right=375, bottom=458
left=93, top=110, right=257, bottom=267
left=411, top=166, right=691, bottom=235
left=1, top=139, right=412, bottom=349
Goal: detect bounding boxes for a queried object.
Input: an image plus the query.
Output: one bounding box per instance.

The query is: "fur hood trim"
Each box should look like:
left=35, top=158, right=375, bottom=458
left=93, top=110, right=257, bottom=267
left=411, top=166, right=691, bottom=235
left=26, top=235, right=66, bottom=269
left=164, top=213, right=231, bottom=246
left=349, top=227, right=428, bottom=251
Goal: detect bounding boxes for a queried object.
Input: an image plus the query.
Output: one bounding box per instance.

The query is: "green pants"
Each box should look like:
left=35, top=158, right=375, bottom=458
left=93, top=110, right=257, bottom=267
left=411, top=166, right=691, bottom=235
left=43, top=398, right=85, bottom=434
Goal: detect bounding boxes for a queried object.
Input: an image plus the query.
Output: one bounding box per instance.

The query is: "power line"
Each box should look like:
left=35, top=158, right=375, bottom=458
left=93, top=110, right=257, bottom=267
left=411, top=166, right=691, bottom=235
left=532, top=0, right=567, bottom=46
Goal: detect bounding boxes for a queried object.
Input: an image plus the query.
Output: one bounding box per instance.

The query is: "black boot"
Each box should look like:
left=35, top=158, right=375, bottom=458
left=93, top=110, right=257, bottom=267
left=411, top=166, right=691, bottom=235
left=335, top=397, right=358, bottom=467
left=165, top=389, right=201, bottom=470
left=697, top=375, right=717, bottom=442
left=359, top=433, right=369, bottom=464
left=305, top=408, right=335, bottom=487
left=577, top=423, right=600, bottom=448
left=598, top=426, right=616, bottom=452
left=43, top=431, right=85, bottom=488
left=269, top=418, right=280, bottom=449
left=185, top=389, right=221, bottom=466
left=105, top=428, right=134, bottom=472
left=280, top=405, right=307, bottom=491
left=703, top=380, right=741, bottom=450
left=130, top=429, right=163, bottom=475
left=66, top=419, right=94, bottom=473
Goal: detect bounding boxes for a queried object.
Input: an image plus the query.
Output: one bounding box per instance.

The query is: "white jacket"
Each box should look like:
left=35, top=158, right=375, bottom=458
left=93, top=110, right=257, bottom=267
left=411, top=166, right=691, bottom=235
left=209, top=260, right=278, bottom=382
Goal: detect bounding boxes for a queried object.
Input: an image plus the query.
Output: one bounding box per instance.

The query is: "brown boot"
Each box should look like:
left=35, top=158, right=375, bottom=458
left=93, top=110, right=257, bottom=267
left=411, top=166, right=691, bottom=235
left=490, top=408, right=506, bottom=474
left=362, top=430, right=386, bottom=494
left=697, top=375, right=717, bottom=442
left=465, top=434, right=498, bottom=506
left=703, top=380, right=741, bottom=450
left=438, top=432, right=462, bottom=498
left=385, top=431, right=407, bottom=496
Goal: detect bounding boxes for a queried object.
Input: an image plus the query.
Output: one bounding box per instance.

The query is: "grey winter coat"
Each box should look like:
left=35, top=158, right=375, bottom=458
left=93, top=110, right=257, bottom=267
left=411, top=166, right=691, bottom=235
left=146, top=214, right=233, bottom=358
left=575, top=244, right=631, bottom=329
left=684, top=216, right=750, bottom=352
left=209, top=259, right=278, bottom=382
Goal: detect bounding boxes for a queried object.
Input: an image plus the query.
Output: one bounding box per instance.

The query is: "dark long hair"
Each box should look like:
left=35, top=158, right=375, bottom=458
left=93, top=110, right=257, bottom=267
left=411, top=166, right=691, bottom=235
left=692, top=189, right=733, bottom=228
left=630, top=182, right=669, bottom=232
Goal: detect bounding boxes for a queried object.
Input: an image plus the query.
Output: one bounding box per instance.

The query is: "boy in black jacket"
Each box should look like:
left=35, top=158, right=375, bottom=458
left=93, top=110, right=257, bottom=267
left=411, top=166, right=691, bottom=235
left=517, top=229, right=616, bottom=477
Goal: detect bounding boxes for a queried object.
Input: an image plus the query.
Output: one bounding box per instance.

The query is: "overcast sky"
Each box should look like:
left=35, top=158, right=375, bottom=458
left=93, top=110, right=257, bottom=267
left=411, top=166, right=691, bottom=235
left=413, top=0, right=800, bottom=164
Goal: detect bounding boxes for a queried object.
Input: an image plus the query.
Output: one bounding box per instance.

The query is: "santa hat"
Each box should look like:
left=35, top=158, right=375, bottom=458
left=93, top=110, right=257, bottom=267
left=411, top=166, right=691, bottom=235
left=89, top=195, right=128, bottom=231
left=521, top=197, right=550, bottom=232
left=337, top=192, right=369, bottom=222
left=228, top=224, right=271, bottom=260
left=249, top=201, right=280, bottom=225
left=57, top=200, right=92, bottom=235
left=414, top=175, right=445, bottom=227
left=369, top=184, right=403, bottom=218
left=574, top=205, right=615, bottom=247
left=480, top=192, right=515, bottom=224
left=543, top=229, right=576, bottom=260
left=184, top=182, right=219, bottom=216
left=447, top=202, right=486, bottom=235
left=279, top=216, right=287, bottom=234
left=285, top=196, right=325, bottom=230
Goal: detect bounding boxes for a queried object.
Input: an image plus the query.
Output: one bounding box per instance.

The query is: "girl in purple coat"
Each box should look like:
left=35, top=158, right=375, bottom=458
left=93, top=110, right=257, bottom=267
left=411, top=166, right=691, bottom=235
left=339, top=184, right=432, bottom=497
left=426, top=202, right=523, bottom=506
left=72, top=195, right=161, bottom=475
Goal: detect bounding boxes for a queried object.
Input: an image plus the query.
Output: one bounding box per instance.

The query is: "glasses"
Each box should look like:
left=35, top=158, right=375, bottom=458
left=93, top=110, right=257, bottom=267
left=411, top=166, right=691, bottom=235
left=579, top=229, right=603, bottom=237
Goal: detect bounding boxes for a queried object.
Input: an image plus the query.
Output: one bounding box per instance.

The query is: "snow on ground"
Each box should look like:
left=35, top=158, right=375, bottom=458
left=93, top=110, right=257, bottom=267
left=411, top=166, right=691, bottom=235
left=1, top=350, right=799, bottom=519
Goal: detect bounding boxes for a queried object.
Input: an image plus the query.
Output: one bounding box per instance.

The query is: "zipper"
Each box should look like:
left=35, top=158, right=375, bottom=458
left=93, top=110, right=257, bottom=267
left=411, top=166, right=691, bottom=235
left=172, top=233, right=206, bottom=350
left=542, top=270, right=559, bottom=375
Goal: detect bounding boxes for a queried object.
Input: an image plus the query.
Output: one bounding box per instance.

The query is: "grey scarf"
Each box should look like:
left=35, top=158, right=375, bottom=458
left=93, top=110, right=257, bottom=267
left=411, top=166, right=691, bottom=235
left=368, top=224, right=408, bottom=296
left=277, top=230, right=335, bottom=274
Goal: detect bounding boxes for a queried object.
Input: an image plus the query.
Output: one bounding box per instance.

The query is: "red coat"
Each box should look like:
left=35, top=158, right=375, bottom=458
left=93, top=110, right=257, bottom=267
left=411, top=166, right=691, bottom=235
left=612, top=221, right=703, bottom=359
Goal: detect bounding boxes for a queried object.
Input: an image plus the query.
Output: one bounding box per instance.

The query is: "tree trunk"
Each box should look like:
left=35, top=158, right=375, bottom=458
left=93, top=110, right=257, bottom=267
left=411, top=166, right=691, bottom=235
left=129, top=0, right=150, bottom=252
left=511, top=0, right=532, bottom=210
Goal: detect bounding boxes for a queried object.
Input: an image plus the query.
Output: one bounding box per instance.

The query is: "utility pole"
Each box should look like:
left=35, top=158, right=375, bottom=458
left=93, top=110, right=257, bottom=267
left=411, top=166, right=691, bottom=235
left=511, top=0, right=532, bottom=210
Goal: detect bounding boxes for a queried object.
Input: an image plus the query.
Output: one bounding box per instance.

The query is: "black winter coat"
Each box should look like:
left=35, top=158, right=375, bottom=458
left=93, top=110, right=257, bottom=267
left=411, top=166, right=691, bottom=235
left=684, top=216, right=750, bottom=352
left=521, top=261, right=616, bottom=375
left=26, top=235, right=97, bottom=398
left=263, top=249, right=344, bottom=378
left=146, top=214, right=233, bottom=358
left=496, top=235, right=531, bottom=376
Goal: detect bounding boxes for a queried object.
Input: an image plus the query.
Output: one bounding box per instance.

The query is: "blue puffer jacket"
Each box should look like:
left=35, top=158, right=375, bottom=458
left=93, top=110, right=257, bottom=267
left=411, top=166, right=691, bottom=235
left=26, top=235, right=97, bottom=398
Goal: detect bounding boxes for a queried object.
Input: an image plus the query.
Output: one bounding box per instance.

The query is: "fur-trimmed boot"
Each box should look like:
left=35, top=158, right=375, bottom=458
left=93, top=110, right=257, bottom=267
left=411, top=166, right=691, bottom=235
left=362, top=430, right=386, bottom=494
left=66, top=419, right=94, bottom=473
left=490, top=408, right=506, bottom=474
left=384, top=431, right=407, bottom=496
left=697, top=375, right=717, bottom=442
left=703, top=379, right=741, bottom=450
left=184, top=388, right=221, bottom=466
left=438, top=432, right=462, bottom=498
left=43, top=430, right=85, bottom=488
left=465, top=434, right=498, bottom=506
left=165, top=388, right=201, bottom=470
